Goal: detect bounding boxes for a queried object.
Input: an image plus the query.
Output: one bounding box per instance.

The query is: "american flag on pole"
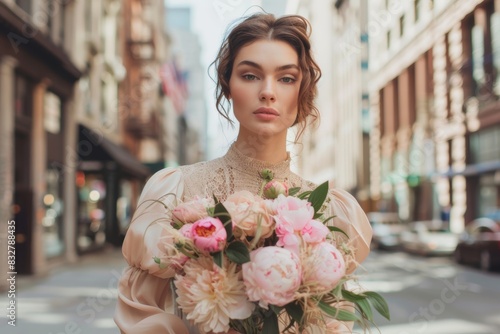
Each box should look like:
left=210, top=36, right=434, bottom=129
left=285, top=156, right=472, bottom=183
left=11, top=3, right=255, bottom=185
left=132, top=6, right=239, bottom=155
left=160, top=60, right=188, bottom=114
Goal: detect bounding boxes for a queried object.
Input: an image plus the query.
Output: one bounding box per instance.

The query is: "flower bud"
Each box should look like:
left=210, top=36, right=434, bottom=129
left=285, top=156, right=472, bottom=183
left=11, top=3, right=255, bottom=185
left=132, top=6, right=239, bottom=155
left=263, top=180, right=288, bottom=199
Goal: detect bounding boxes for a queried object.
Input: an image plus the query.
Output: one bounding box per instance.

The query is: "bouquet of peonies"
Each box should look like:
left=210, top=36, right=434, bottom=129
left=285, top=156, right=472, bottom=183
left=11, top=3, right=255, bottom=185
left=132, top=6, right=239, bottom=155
left=152, top=170, right=389, bottom=334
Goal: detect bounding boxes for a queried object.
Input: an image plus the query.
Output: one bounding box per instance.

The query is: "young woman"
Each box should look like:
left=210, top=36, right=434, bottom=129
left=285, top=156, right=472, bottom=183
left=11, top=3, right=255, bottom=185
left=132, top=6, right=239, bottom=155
left=114, top=13, right=372, bottom=334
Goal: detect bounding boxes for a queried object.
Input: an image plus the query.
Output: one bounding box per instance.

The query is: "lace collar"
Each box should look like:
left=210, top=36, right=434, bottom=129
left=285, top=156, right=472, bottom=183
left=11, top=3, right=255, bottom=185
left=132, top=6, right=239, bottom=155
left=223, top=143, right=292, bottom=181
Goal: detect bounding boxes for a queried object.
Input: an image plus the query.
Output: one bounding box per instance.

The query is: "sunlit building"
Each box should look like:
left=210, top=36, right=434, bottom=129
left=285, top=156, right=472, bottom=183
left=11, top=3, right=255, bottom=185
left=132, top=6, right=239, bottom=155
left=0, top=0, right=83, bottom=282
left=0, top=0, right=176, bottom=285
left=166, top=6, right=206, bottom=164
left=292, top=0, right=370, bottom=209
left=368, top=0, right=500, bottom=230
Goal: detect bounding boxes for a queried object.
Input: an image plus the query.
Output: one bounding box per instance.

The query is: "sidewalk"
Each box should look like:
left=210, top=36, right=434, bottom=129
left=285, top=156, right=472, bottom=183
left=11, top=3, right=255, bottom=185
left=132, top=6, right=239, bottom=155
left=1, top=247, right=128, bottom=334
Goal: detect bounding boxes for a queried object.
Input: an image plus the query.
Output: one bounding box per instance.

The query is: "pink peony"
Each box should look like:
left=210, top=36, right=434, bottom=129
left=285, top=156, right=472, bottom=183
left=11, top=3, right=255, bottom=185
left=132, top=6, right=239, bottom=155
left=303, top=242, right=346, bottom=292
left=301, top=220, right=330, bottom=244
left=223, top=191, right=274, bottom=238
left=191, top=217, right=227, bottom=253
left=172, top=197, right=213, bottom=224
left=242, top=246, right=302, bottom=308
left=272, top=195, right=314, bottom=232
left=263, top=180, right=288, bottom=199
left=179, top=223, right=193, bottom=238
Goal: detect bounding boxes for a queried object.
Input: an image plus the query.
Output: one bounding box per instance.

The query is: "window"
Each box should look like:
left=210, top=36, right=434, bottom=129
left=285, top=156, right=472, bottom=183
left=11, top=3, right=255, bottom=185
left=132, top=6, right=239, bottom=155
left=15, top=0, right=31, bottom=14
left=400, top=15, right=405, bottom=37
left=490, top=12, right=500, bottom=97
left=469, top=125, right=500, bottom=164
left=44, top=91, right=61, bottom=134
left=471, top=24, right=486, bottom=94
left=43, top=167, right=65, bottom=258
left=14, top=72, right=33, bottom=118
left=85, top=1, right=93, bottom=35
left=414, top=0, right=421, bottom=22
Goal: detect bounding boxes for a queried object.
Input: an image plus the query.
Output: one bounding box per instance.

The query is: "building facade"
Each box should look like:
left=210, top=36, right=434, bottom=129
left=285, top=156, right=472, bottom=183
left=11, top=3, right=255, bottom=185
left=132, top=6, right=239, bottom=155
left=368, top=0, right=500, bottom=230
left=293, top=0, right=370, bottom=208
left=0, top=0, right=175, bottom=287
left=1, top=0, right=82, bottom=283
left=166, top=6, right=206, bottom=165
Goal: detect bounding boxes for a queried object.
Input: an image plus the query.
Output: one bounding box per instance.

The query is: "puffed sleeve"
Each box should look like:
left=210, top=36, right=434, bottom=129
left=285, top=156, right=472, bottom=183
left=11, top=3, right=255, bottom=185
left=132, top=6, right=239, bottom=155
left=327, top=189, right=372, bottom=274
left=114, top=168, right=190, bottom=334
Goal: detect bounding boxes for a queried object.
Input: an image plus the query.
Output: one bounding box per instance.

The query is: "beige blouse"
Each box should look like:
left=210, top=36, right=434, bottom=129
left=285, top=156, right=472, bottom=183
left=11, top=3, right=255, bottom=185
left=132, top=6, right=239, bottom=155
left=114, top=144, right=372, bottom=334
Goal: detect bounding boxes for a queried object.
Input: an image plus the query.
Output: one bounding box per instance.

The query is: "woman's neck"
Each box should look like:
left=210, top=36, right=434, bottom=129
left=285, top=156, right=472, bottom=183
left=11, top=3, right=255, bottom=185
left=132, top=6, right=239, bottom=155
left=233, top=134, right=288, bottom=164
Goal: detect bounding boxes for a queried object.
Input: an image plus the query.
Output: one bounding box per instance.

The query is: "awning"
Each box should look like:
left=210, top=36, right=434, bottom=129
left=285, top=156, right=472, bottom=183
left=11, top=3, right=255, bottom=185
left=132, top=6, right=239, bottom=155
left=437, top=160, right=500, bottom=178
left=78, top=125, right=151, bottom=179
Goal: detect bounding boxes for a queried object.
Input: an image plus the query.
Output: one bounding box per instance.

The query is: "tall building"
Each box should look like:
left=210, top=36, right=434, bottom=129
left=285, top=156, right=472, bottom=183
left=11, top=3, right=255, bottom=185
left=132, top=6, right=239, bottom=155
left=368, top=0, right=500, bottom=230
left=293, top=0, right=370, bottom=207
left=1, top=0, right=82, bottom=282
left=75, top=0, right=152, bottom=253
left=0, top=0, right=173, bottom=287
left=166, top=6, right=206, bottom=165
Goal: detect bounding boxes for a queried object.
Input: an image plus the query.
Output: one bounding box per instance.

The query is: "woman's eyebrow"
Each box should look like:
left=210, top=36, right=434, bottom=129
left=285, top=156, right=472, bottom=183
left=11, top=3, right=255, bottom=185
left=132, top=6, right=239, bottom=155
left=236, top=60, right=300, bottom=72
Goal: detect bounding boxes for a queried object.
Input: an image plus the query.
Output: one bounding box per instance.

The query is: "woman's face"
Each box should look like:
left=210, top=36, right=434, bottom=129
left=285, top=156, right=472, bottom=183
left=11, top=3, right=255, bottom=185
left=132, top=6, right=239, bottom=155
left=229, top=39, right=302, bottom=143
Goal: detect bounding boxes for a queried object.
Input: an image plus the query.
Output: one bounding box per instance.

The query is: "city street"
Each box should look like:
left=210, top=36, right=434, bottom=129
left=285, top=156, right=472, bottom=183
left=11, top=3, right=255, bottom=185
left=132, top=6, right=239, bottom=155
left=1, top=247, right=499, bottom=333
left=0, top=247, right=125, bottom=334
left=359, top=251, right=500, bottom=334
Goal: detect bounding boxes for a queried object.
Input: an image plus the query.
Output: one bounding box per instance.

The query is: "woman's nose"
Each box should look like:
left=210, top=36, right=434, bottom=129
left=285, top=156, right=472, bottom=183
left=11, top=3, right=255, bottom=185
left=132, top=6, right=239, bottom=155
left=259, top=80, right=276, bottom=101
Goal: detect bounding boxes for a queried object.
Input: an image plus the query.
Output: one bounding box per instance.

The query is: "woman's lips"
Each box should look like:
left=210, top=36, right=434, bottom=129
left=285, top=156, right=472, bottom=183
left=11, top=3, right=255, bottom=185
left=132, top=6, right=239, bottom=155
left=253, top=107, right=279, bottom=120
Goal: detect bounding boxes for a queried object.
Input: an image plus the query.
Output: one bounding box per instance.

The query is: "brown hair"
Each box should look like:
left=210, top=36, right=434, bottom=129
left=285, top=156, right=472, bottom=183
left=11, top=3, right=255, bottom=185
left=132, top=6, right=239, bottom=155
left=211, top=13, right=321, bottom=140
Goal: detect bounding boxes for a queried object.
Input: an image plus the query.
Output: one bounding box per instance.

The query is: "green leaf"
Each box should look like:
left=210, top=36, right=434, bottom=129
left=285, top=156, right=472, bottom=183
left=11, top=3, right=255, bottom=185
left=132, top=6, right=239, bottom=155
left=284, top=302, right=304, bottom=324
left=213, top=194, right=220, bottom=204
left=341, top=289, right=367, bottom=302
left=364, top=291, right=391, bottom=320
left=327, top=226, right=349, bottom=239
left=214, top=202, right=232, bottom=240
left=322, top=215, right=336, bottom=225
left=297, top=191, right=312, bottom=200
left=317, top=300, right=360, bottom=322
left=308, top=181, right=329, bottom=214
left=288, top=187, right=301, bottom=196
left=225, top=241, right=251, bottom=264
left=356, top=298, right=373, bottom=321
left=212, top=251, right=222, bottom=268
left=270, top=305, right=283, bottom=315
left=262, top=310, right=279, bottom=334
left=153, top=256, right=161, bottom=264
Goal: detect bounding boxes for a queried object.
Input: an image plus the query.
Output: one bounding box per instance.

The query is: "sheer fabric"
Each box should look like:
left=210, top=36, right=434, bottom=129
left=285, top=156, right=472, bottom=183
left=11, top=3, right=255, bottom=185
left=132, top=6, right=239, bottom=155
left=114, top=144, right=372, bottom=334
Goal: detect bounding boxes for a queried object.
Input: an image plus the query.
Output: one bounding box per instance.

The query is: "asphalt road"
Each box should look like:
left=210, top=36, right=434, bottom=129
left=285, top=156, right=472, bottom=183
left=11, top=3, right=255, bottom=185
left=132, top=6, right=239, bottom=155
left=0, top=247, right=125, bottom=334
left=358, top=250, right=500, bottom=334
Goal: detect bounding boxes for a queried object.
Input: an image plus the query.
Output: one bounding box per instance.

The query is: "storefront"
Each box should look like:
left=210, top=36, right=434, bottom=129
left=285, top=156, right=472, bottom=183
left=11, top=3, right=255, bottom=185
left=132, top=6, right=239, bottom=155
left=77, top=125, right=150, bottom=253
left=467, top=124, right=500, bottom=222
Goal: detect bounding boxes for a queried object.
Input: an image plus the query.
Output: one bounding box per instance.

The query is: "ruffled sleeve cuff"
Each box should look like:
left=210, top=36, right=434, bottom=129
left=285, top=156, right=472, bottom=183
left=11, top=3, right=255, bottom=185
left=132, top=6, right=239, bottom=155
left=327, top=189, right=372, bottom=273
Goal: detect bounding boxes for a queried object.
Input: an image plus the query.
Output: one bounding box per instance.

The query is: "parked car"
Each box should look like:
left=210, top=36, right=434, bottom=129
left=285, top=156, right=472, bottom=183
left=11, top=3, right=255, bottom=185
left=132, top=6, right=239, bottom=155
left=454, top=218, right=500, bottom=271
left=367, top=212, right=405, bottom=250
left=400, top=220, right=459, bottom=256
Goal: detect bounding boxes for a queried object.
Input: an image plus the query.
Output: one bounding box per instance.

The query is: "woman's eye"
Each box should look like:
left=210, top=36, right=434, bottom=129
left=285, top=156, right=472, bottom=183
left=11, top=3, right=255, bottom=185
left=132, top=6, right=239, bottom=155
left=243, top=74, right=258, bottom=80
left=280, top=77, right=296, bottom=83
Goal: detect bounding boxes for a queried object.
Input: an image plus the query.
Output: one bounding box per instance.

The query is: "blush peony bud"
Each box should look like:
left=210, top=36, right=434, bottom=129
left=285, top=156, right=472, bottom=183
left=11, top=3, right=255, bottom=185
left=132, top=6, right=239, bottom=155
left=242, top=246, right=302, bottom=308
left=191, top=217, right=227, bottom=253
left=223, top=191, right=274, bottom=238
left=263, top=180, right=288, bottom=199
left=172, top=197, right=213, bottom=224
left=303, top=242, right=346, bottom=292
